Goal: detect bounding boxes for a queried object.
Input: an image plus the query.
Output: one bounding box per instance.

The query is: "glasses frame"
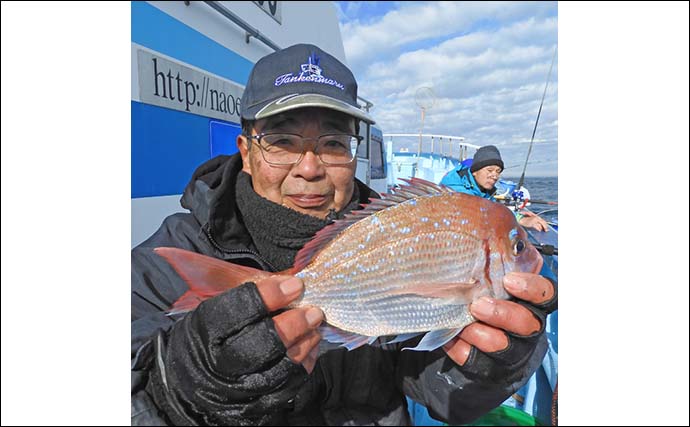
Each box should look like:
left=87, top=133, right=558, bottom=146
left=246, top=132, right=363, bottom=166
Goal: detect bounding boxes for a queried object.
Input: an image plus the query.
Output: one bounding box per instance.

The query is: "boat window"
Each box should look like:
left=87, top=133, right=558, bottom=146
left=369, top=126, right=386, bottom=179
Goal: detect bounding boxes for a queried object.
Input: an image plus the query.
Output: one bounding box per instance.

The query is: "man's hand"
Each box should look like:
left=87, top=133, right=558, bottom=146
left=257, top=276, right=323, bottom=373
left=518, top=211, right=549, bottom=232
left=443, top=272, right=556, bottom=366
left=150, top=276, right=324, bottom=425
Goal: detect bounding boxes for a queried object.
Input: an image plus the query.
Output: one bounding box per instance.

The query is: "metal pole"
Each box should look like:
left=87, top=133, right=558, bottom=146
left=416, top=108, right=425, bottom=177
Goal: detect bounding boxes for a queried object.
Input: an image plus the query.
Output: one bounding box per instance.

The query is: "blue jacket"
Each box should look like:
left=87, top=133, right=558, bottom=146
left=440, top=164, right=497, bottom=200
left=440, top=165, right=525, bottom=221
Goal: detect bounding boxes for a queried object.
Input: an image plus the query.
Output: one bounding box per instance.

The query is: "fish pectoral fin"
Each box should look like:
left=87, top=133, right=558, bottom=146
left=319, top=325, right=378, bottom=351
left=390, top=281, right=481, bottom=304
left=402, top=328, right=463, bottom=352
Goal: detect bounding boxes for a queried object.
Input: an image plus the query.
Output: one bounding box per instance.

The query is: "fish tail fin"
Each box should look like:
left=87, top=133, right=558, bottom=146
left=154, top=247, right=271, bottom=314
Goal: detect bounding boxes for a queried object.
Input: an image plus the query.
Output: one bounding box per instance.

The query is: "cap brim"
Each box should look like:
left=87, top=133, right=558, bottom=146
left=253, top=93, right=375, bottom=124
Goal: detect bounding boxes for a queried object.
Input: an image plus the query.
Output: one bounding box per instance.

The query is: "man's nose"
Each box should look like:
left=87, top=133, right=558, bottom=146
left=292, top=149, right=325, bottom=179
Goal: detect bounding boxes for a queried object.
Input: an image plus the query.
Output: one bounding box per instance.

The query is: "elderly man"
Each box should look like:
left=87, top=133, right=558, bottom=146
left=131, top=44, right=557, bottom=426
left=440, top=145, right=549, bottom=231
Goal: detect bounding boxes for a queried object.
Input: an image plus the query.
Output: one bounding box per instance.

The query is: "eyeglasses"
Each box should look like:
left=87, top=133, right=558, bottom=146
left=246, top=133, right=363, bottom=165
left=483, top=167, right=502, bottom=177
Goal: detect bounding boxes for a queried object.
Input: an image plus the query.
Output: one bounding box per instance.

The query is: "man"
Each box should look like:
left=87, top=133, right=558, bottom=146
left=131, top=44, right=557, bottom=425
left=440, top=145, right=550, bottom=231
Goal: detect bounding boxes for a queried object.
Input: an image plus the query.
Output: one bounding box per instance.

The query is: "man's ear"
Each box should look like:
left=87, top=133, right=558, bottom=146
left=237, top=134, right=252, bottom=174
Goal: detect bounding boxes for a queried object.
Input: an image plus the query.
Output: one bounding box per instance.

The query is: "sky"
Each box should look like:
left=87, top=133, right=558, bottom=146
left=334, top=1, right=558, bottom=177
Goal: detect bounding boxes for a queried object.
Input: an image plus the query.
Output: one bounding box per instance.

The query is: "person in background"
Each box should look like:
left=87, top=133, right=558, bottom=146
left=131, top=43, right=557, bottom=426
left=440, top=145, right=549, bottom=231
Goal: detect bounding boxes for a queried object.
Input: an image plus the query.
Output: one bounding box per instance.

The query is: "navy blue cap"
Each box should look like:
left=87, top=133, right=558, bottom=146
left=240, top=44, right=374, bottom=124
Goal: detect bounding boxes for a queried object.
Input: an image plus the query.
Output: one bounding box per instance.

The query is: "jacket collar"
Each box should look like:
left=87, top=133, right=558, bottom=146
left=458, top=166, right=497, bottom=198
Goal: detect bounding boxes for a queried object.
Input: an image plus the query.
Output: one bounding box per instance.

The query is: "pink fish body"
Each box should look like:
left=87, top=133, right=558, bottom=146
left=156, top=178, right=542, bottom=351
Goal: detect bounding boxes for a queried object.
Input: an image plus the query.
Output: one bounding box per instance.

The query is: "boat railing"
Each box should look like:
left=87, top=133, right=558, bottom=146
left=382, top=133, right=478, bottom=182
left=202, top=1, right=281, bottom=50
left=383, top=133, right=478, bottom=160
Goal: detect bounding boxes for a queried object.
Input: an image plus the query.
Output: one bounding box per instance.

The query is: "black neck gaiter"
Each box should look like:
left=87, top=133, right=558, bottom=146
left=235, top=171, right=360, bottom=271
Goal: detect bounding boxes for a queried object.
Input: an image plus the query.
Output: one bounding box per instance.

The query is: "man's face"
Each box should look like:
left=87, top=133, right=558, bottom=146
left=237, top=108, right=357, bottom=219
left=472, top=165, right=502, bottom=191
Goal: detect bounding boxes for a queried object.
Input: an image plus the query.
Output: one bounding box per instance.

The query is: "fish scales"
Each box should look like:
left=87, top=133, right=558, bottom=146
left=293, top=191, right=531, bottom=337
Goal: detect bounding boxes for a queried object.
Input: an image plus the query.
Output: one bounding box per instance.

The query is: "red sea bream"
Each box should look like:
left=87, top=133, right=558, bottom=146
left=156, top=178, right=543, bottom=351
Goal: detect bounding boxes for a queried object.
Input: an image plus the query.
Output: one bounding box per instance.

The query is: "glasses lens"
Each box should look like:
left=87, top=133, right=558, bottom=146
left=259, top=134, right=304, bottom=165
left=317, top=134, right=359, bottom=164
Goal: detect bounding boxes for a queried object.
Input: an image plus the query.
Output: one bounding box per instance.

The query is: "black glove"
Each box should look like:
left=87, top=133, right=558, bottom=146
left=461, top=278, right=557, bottom=381
left=148, top=282, right=308, bottom=426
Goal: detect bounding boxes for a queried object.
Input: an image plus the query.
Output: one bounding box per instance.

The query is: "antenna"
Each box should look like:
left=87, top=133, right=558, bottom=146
left=518, top=46, right=557, bottom=190
left=414, top=87, right=435, bottom=177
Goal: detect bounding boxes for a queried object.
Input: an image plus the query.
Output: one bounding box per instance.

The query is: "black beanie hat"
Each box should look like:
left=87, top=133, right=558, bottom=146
left=470, top=145, right=504, bottom=172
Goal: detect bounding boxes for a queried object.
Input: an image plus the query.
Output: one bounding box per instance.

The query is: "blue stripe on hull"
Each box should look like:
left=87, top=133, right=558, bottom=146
left=132, top=101, right=240, bottom=198
left=132, top=1, right=254, bottom=84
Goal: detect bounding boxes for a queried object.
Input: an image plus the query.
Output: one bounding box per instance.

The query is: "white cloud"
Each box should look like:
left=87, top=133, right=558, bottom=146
left=342, top=2, right=556, bottom=69
left=338, top=1, right=558, bottom=174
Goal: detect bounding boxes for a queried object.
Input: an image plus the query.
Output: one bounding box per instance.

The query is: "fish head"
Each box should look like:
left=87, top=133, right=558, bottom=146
left=505, top=225, right=543, bottom=274
left=487, top=204, right=543, bottom=298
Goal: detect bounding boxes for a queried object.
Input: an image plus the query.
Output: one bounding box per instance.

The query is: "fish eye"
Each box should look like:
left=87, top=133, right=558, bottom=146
left=513, top=239, right=525, bottom=255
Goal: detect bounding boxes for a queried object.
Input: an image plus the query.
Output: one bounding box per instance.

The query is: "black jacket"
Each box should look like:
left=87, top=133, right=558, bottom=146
left=131, top=154, right=547, bottom=425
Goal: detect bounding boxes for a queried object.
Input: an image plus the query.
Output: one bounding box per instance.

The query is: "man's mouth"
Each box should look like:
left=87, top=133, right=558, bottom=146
left=286, top=194, right=328, bottom=208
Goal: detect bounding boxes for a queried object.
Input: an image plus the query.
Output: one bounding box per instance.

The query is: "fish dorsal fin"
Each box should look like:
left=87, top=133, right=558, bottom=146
left=400, top=177, right=455, bottom=195
left=293, top=178, right=453, bottom=271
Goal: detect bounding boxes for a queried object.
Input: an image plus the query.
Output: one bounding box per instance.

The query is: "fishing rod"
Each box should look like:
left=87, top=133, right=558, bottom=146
left=534, top=208, right=558, bottom=216
left=527, top=199, right=557, bottom=205
left=533, top=243, right=558, bottom=256
left=503, top=159, right=556, bottom=170
left=516, top=46, right=557, bottom=193
left=495, top=196, right=558, bottom=206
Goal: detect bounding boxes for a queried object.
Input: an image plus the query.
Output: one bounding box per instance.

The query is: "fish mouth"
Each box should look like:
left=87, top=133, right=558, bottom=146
left=534, top=251, right=544, bottom=273
left=527, top=245, right=544, bottom=274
